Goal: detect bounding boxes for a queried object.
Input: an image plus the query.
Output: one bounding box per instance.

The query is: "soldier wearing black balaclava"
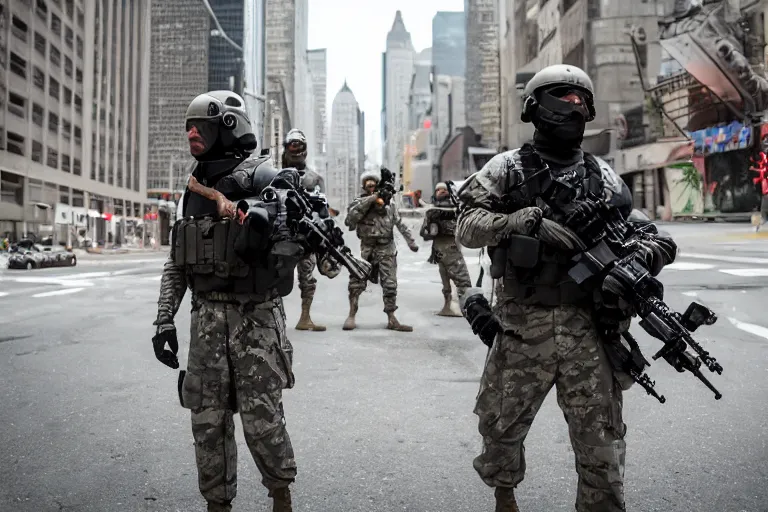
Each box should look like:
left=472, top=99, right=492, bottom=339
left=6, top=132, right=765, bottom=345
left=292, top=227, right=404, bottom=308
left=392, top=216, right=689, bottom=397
left=152, top=91, right=335, bottom=512
left=456, top=65, right=676, bottom=511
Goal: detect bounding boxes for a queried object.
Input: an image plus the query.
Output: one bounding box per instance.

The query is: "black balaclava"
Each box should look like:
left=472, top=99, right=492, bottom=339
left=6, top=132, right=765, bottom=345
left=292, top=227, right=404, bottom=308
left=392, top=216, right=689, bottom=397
left=531, top=85, right=591, bottom=167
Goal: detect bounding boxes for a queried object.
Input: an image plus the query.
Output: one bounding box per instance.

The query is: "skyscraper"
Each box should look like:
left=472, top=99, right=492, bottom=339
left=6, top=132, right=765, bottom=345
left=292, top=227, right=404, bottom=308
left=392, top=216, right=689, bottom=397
left=432, top=11, right=466, bottom=77
left=383, top=10, right=415, bottom=173
left=147, top=1, right=209, bottom=196
left=1, top=0, right=152, bottom=243
left=328, top=81, right=361, bottom=212
left=307, top=48, right=327, bottom=172
left=207, top=0, right=244, bottom=93
left=465, top=0, right=501, bottom=149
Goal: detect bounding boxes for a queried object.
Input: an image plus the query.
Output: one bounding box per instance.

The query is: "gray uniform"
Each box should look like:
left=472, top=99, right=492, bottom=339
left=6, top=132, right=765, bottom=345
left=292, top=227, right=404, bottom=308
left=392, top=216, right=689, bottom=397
left=456, top=149, right=628, bottom=512
left=296, top=167, right=325, bottom=300
left=345, top=194, right=417, bottom=313
left=420, top=198, right=472, bottom=302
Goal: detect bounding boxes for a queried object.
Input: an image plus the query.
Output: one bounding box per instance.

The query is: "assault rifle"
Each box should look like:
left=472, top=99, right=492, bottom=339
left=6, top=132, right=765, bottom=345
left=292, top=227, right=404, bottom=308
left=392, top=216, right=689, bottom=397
left=461, top=144, right=723, bottom=403
left=188, top=170, right=372, bottom=282
left=375, top=167, right=398, bottom=206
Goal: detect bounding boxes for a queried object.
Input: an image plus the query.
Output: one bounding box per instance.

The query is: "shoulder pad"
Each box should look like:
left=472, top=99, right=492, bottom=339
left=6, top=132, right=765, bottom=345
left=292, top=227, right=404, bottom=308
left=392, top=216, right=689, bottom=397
left=216, top=155, right=278, bottom=200
left=472, top=149, right=522, bottom=199
left=585, top=153, right=621, bottom=195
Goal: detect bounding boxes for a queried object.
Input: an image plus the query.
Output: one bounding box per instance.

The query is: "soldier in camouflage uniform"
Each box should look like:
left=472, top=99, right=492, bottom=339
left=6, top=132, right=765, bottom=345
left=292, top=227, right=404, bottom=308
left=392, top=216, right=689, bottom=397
left=280, top=129, right=328, bottom=331
left=152, top=92, right=337, bottom=512
left=420, top=182, right=472, bottom=317
left=456, top=66, right=673, bottom=512
left=343, top=170, right=419, bottom=332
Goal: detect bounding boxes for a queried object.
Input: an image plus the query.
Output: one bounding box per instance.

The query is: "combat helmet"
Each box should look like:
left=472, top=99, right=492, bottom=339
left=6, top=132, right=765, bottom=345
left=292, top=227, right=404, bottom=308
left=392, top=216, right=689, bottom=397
left=521, top=65, right=596, bottom=123
left=185, top=91, right=257, bottom=157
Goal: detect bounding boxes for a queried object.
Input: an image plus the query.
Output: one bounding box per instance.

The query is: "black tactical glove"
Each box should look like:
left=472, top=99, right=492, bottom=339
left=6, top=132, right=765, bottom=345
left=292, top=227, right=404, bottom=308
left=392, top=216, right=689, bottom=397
left=634, top=235, right=677, bottom=276
left=564, top=198, right=605, bottom=248
left=152, top=325, right=179, bottom=369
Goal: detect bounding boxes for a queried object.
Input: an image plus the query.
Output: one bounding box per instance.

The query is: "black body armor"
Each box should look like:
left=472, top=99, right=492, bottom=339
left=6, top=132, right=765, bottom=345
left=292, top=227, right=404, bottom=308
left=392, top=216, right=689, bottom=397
left=173, top=155, right=303, bottom=299
left=498, top=151, right=609, bottom=306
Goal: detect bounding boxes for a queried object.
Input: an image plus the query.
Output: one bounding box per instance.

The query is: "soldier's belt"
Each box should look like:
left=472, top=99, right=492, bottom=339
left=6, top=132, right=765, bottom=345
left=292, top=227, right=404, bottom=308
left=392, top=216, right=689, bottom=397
left=194, top=290, right=280, bottom=305
left=362, top=237, right=394, bottom=246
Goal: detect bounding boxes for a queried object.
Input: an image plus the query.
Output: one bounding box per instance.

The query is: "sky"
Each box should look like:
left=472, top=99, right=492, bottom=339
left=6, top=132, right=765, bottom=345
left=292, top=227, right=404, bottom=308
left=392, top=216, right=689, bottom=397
left=307, top=0, right=465, bottom=160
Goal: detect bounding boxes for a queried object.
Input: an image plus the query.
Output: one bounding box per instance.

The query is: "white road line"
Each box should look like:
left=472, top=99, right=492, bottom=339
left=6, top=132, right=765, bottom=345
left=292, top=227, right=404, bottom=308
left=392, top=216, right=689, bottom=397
left=728, top=317, right=768, bottom=341
left=142, top=275, right=163, bottom=281
left=681, top=291, right=698, bottom=297
left=0, top=292, right=7, bottom=297
left=4, top=276, right=94, bottom=287
left=32, top=287, right=85, bottom=298
left=718, top=268, right=768, bottom=277
left=664, top=262, right=716, bottom=271
left=680, top=252, right=768, bottom=265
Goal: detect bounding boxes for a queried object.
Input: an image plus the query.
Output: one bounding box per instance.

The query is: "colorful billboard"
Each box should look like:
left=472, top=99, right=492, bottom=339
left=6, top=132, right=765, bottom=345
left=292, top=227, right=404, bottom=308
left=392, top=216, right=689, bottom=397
left=690, top=121, right=752, bottom=155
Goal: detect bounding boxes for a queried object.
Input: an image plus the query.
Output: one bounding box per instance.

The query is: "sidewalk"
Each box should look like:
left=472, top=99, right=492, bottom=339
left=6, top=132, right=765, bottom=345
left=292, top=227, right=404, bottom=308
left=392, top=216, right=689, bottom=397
left=74, top=246, right=168, bottom=258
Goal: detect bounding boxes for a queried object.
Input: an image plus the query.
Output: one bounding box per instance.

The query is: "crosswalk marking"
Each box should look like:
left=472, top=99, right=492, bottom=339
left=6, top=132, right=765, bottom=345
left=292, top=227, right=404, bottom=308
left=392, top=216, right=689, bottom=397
left=718, top=268, right=768, bottom=277
left=32, top=287, right=85, bottom=298
left=728, top=317, right=768, bottom=341
left=664, top=262, right=715, bottom=271
left=680, top=252, right=768, bottom=265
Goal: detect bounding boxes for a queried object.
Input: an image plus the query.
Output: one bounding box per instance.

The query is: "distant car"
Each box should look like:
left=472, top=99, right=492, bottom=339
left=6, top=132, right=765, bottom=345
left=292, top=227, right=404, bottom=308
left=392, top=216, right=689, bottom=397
left=7, top=244, right=77, bottom=270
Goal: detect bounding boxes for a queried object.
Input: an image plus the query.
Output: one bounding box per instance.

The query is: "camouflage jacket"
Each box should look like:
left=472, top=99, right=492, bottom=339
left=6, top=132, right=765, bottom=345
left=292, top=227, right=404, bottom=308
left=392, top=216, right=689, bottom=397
left=299, top=166, right=324, bottom=193
left=345, top=194, right=416, bottom=246
left=420, top=198, right=458, bottom=250
left=456, top=148, right=622, bottom=249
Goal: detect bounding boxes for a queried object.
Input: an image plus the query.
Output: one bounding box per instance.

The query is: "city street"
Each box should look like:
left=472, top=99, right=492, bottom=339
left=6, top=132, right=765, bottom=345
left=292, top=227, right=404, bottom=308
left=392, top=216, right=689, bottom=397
left=0, top=222, right=767, bottom=512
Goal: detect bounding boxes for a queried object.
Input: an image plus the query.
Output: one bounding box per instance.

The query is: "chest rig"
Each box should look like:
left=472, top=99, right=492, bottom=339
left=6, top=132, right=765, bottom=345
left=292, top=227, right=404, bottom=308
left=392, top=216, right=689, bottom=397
left=494, top=146, right=605, bottom=306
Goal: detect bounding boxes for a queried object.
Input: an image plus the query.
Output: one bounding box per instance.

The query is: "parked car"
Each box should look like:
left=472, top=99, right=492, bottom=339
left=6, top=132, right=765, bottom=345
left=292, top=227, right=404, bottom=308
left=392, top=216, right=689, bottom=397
left=7, top=244, right=77, bottom=269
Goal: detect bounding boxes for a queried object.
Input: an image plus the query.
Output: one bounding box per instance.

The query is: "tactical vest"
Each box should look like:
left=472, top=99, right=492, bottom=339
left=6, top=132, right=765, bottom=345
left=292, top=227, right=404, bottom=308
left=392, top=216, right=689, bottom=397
left=172, top=215, right=300, bottom=298
left=501, top=152, right=604, bottom=307
left=173, top=156, right=301, bottom=299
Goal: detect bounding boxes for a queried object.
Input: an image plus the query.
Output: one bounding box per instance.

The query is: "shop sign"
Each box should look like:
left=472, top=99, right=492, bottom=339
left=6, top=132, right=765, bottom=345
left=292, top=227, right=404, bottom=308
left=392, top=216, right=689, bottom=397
left=689, top=120, right=752, bottom=155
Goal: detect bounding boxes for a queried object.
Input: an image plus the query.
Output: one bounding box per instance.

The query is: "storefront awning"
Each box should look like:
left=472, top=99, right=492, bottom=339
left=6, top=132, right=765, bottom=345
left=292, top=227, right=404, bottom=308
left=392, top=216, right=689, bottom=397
left=619, top=139, right=693, bottom=174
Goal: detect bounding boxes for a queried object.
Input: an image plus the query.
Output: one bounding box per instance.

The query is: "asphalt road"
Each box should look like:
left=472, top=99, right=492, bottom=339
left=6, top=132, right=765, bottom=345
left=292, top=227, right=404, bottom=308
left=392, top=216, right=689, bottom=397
left=0, top=222, right=766, bottom=512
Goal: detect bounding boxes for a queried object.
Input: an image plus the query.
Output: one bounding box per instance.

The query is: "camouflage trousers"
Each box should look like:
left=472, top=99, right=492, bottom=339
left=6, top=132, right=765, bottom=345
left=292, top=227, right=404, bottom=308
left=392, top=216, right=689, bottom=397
left=180, top=294, right=297, bottom=505
left=296, top=253, right=317, bottom=299
left=348, top=240, right=399, bottom=313
left=433, top=242, right=472, bottom=299
left=474, top=303, right=626, bottom=512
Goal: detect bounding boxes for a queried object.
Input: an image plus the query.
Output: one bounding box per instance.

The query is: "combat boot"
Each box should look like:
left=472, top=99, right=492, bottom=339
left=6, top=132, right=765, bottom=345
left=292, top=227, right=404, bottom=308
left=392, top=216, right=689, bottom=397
left=206, top=501, right=232, bottom=512
left=269, top=486, right=292, bottom=512
left=295, top=298, right=326, bottom=331
left=494, top=487, right=520, bottom=512
left=386, top=312, right=413, bottom=332
left=437, top=293, right=462, bottom=317
left=342, top=295, right=359, bottom=330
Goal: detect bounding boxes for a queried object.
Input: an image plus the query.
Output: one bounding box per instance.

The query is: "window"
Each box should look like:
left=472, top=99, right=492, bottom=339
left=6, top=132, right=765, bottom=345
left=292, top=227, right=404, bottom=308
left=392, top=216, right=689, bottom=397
left=6, top=132, right=25, bottom=156
left=34, top=32, right=46, bottom=56
left=48, top=112, right=58, bottom=133
left=32, top=104, right=44, bottom=126
left=76, top=36, right=83, bottom=58
left=62, top=154, right=71, bottom=172
left=75, top=67, right=82, bottom=84
left=65, top=56, right=73, bottom=78
left=59, top=185, right=70, bottom=204
left=51, top=14, right=61, bottom=36
left=8, top=92, right=26, bottom=119
left=77, top=9, right=84, bottom=29
left=12, top=16, right=28, bottom=43
left=74, top=94, right=82, bottom=113
left=33, top=67, right=45, bottom=90
left=74, top=126, right=81, bottom=145
left=63, top=86, right=72, bottom=105
left=65, top=0, right=73, bottom=18
left=10, top=53, right=27, bottom=79
left=62, top=119, right=71, bottom=141
left=49, top=77, right=59, bottom=100
left=65, top=26, right=73, bottom=48
left=47, top=148, right=58, bottom=169
left=0, top=171, right=24, bottom=205
left=32, top=141, right=44, bottom=163
left=50, top=45, right=61, bottom=67
left=73, top=159, right=82, bottom=176
left=36, top=0, right=48, bottom=22
left=481, top=12, right=493, bottom=23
